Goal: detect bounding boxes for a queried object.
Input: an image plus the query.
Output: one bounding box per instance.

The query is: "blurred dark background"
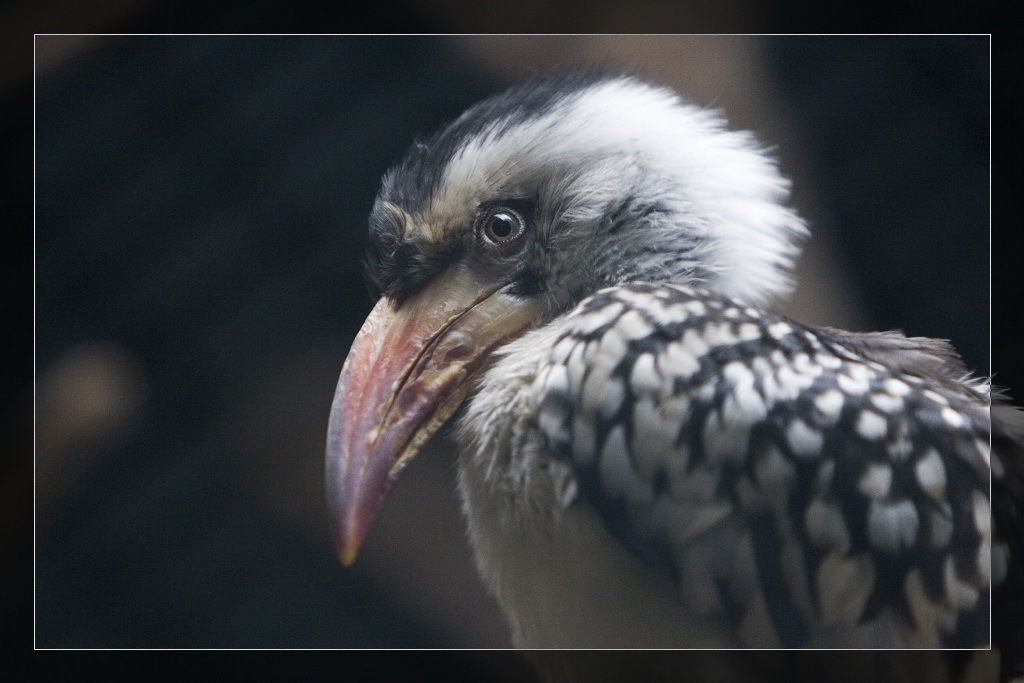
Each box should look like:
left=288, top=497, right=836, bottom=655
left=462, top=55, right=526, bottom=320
left=5, top=20, right=1009, bottom=669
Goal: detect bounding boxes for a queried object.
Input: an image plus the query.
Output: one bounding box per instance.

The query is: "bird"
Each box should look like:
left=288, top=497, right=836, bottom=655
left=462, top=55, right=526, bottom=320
left=324, top=71, right=1022, bottom=664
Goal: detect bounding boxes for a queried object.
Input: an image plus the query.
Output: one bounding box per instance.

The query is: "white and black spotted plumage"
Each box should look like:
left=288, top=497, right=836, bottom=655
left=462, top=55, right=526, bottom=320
left=466, top=282, right=993, bottom=648
left=326, top=71, right=1022, bottom=665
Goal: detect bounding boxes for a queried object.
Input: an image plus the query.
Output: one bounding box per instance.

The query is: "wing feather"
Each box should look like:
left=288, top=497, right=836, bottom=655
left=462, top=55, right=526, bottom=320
left=534, top=283, right=993, bottom=648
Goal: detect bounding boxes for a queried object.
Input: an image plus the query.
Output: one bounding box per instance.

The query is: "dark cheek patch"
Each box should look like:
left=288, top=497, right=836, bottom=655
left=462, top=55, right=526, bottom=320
left=509, top=266, right=545, bottom=297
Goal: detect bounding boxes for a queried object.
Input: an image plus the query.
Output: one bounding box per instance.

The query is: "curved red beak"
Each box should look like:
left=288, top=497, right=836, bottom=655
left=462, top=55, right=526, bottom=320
left=325, top=265, right=543, bottom=566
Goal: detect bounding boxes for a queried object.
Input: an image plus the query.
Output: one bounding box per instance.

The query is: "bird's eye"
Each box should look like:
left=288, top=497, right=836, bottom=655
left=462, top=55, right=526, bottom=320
left=478, top=206, right=526, bottom=249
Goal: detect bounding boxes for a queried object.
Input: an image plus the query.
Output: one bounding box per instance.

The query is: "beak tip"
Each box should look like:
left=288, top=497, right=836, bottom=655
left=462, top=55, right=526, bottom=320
left=338, top=542, right=360, bottom=568
left=329, top=511, right=366, bottom=567
left=327, top=494, right=368, bottom=568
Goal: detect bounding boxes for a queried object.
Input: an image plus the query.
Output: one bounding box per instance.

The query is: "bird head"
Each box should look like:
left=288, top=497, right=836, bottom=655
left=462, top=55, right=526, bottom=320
left=326, top=71, right=806, bottom=566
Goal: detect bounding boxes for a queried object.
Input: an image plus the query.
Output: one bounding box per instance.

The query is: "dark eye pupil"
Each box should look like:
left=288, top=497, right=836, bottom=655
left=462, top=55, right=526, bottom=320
left=490, top=214, right=514, bottom=239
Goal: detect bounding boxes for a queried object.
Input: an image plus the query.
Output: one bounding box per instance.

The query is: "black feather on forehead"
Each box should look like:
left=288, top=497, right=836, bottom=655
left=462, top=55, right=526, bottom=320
left=380, top=68, right=634, bottom=215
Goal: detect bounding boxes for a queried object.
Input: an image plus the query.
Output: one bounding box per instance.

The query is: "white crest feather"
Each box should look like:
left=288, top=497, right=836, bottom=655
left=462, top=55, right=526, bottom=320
left=435, top=76, right=807, bottom=305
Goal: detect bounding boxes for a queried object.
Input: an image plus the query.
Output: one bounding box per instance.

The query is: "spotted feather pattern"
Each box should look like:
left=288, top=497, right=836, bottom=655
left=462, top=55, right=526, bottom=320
left=533, top=283, right=993, bottom=648
left=991, top=401, right=1024, bottom=676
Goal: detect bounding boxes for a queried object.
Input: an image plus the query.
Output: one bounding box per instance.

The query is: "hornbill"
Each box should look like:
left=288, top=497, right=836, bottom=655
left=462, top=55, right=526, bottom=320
left=324, top=72, right=1022, bottom=671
